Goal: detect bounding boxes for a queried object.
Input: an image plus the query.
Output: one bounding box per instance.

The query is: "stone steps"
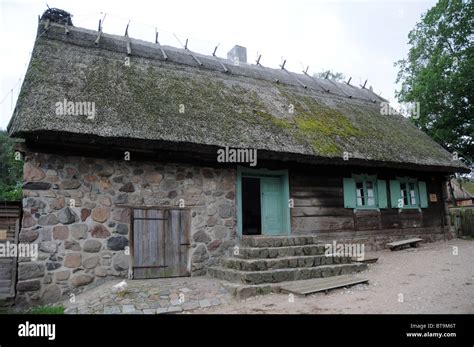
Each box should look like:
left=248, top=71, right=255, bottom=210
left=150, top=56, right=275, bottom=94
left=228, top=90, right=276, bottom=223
left=208, top=263, right=367, bottom=285
left=221, top=255, right=352, bottom=272
left=240, top=235, right=320, bottom=248
left=236, top=244, right=327, bottom=259
left=208, top=236, right=368, bottom=296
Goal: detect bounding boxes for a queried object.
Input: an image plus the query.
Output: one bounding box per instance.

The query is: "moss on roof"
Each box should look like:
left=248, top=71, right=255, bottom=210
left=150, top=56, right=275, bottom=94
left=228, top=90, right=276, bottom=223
left=7, top=22, right=467, bottom=172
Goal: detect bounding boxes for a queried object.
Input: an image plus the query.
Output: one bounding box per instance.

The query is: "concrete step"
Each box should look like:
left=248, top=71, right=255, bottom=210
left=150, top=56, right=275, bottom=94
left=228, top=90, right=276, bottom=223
left=221, top=282, right=280, bottom=299
left=240, top=236, right=320, bottom=248
left=236, top=244, right=327, bottom=259
left=221, top=255, right=352, bottom=271
left=208, top=262, right=367, bottom=285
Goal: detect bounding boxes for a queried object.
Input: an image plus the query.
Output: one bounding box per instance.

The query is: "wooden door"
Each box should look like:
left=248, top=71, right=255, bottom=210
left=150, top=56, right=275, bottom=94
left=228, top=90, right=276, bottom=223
left=261, top=177, right=284, bottom=235
left=132, top=208, right=190, bottom=279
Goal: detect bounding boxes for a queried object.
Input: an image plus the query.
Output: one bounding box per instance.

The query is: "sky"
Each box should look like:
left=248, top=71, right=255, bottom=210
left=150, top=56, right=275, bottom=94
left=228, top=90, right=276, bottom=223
left=0, top=0, right=437, bottom=130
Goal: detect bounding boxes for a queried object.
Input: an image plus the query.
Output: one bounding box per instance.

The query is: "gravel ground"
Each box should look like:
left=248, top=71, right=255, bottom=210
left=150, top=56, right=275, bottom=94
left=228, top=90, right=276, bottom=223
left=197, top=239, right=474, bottom=314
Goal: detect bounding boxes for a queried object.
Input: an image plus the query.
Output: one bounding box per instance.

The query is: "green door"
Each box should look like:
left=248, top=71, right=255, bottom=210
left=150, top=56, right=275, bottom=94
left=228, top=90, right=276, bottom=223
left=261, top=177, right=284, bottom=235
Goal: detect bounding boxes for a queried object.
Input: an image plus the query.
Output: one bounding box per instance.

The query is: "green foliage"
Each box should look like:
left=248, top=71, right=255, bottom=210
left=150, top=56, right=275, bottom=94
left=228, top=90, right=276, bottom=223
left=313, top=70, right=346, bottom=82
left=395, top=0, right=473, bottom=168
left=0, top=130, right=23, bottom=201
left=462, top=181, right=474, bottom=196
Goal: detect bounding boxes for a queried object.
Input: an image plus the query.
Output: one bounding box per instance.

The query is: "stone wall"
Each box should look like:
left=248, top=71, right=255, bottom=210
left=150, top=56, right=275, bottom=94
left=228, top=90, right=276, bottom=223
left=17, top=151, right=237, bottom=306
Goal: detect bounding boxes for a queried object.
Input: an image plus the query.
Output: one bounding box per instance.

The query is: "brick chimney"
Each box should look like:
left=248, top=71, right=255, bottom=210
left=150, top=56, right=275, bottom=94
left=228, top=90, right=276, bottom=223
left=227, top=45, right=247, bottom=64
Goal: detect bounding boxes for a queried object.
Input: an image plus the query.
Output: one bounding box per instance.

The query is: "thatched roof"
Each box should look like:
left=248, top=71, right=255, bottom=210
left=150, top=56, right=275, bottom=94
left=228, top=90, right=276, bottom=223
left=8, top=21, right=468, bottom=173
left=448, top=179, right=474, bottom=201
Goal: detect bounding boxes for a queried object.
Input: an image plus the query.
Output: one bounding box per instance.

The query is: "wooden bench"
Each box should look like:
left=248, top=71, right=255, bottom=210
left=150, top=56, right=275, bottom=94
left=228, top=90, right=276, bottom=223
left=387, top=238, right=423, bottom=251
left=280, top=275, right=369, bottom=296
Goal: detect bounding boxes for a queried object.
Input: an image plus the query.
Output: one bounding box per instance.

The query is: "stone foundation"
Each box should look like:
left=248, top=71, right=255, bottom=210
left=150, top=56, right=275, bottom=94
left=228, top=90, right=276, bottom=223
left=17, top=152, right=237, bottom=306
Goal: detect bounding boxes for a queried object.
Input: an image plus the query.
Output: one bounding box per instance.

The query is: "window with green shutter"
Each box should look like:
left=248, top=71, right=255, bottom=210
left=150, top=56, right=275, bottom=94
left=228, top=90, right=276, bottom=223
left=390, top=177, right=429, bottom=209
left=343, top=174, right=388, bottom=210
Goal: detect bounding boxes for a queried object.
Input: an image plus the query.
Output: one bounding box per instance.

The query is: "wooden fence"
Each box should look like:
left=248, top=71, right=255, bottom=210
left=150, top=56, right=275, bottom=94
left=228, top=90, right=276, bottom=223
left=450, top=206, right=474, bottom=237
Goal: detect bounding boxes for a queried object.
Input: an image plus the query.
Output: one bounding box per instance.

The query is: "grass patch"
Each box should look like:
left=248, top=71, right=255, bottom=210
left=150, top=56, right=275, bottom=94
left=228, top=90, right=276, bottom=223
left=26, top=306, right=65, bottom=314
left=0, top=305, right=65, bottom=315
left=459, top=235, right=474, bottom=241
left=116, top=289, right=131, bottom=298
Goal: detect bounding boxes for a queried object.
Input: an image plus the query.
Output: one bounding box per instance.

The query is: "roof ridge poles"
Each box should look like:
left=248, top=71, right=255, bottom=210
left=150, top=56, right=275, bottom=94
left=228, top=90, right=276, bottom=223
left=358, top=79, right=378, bottom=103
left=254, top=55, right=279, bottom=84
left=154, top=29, right=168, bottom=60
left=124, top=20, right=131, bottom=56
left=324, top=76, right=353, bottom=99
left=363, top=85, right=384, bottom=103
left=184, top=38, right=203, bottom=66
left=280, top=58, right=307, bottom=89
left=173, top=34, right=202, bottom=67
left=302, top=65, right=328, bottom=93
left=94, top=13, right=106, bottom=45
left=212, top=45, right=229, bottom=73
left=255, top=54, right=277, bottom=81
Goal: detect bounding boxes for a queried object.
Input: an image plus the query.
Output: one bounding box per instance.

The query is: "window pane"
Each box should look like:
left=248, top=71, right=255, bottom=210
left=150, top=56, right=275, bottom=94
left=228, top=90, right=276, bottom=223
left=357, top=191, right=365, bottom=206
left=356, top=182, right=364, bottom=206
left=401, top=189, right=408, bottom=206
left=367, top=189, right=374, bottom=198
left=410, top=189, right=416, bottom=205
left=366, top=181, right=374, bottom=206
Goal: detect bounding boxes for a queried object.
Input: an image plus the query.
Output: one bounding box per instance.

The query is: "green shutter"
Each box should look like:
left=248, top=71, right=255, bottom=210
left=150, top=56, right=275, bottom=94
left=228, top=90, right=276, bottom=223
left=377, top=180, right=388, bottom=208
left=418, top=181, right=428, bottom=208
left=390, top=180, right=401, bottom=208
left=236, top=169, right=243, bottom=235
left=261, top=177, right=283, bottom=235
left=343, top=178, right=356, bottom=208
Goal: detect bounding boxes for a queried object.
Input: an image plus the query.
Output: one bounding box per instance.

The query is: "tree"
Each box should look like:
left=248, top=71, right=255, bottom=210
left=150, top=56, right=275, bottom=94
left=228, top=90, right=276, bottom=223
left=395, top=0, right=473, bottom=168
left=0, top=130, right=23, bottom=201
left=313, top=70, right=345, bottom=82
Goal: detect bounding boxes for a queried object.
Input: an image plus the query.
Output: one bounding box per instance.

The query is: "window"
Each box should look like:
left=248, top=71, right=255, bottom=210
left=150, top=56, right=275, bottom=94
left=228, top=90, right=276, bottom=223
left=400, top=182, right=417, bottom=206
left=343, top=174, right=387, bottom=209
left=390, top=177, right=429, bottom=209
left=355, top=176, right=376, bottom=207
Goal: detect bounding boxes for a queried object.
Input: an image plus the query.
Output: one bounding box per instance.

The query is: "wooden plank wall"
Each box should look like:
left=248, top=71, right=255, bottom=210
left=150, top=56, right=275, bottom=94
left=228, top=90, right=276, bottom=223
left=289, top=167, right=446, bottom=249
left=0, top=202, right=21, bottom=302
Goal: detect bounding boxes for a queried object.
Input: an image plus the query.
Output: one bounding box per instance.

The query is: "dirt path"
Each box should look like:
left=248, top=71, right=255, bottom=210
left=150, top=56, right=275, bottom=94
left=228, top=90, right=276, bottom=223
left=197, top=239, right=474, bottom=314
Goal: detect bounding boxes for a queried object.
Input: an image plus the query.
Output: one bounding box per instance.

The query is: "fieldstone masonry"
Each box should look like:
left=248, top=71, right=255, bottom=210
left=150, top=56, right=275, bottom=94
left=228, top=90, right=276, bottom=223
left=17, top=152, right=237, bottom=306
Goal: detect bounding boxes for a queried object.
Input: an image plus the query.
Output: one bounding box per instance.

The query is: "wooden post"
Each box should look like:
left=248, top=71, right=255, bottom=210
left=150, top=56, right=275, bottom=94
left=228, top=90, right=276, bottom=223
left=441, top=175, right=452, bottom=239
left=447, top=176, right=457, bottom=207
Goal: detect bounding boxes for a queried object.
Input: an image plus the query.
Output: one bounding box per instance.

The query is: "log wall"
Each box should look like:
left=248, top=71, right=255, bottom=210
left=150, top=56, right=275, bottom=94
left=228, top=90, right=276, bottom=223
left=290, top=166, right=449, bottom=250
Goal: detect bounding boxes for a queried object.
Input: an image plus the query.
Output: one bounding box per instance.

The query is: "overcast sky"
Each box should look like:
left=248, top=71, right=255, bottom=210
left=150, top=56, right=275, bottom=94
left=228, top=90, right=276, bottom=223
left=0, top=0, right=436, bottom=130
